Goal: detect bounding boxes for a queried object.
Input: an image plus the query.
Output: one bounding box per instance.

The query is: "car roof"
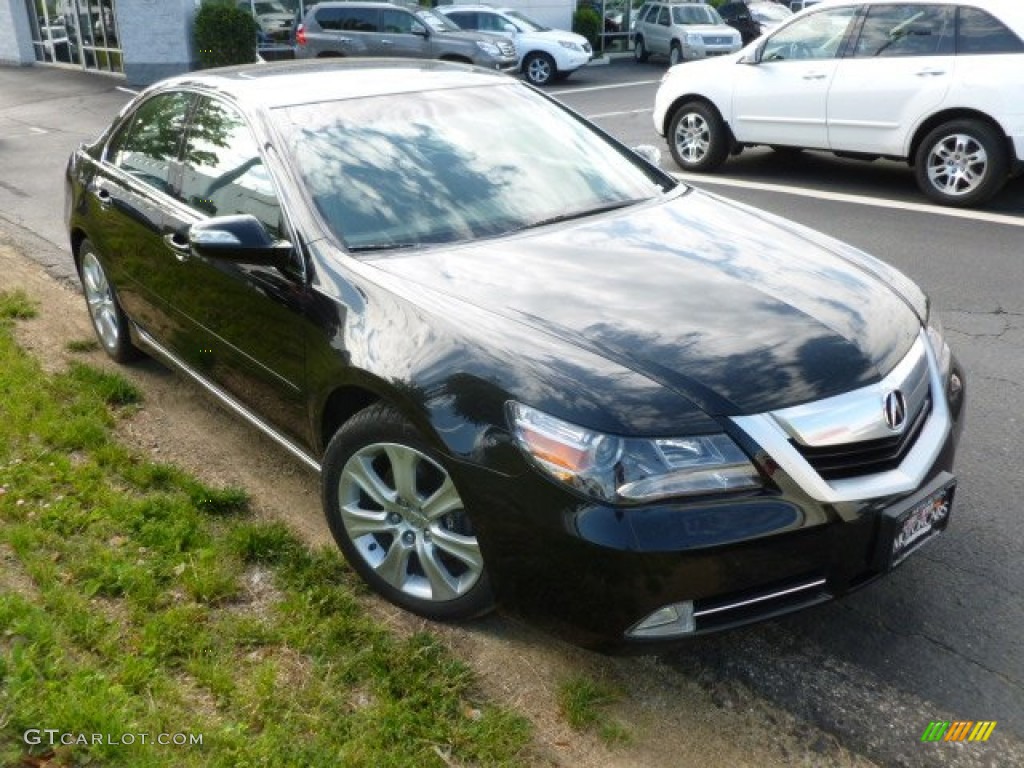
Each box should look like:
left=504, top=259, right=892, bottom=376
left=804, top=0, right=1023, bottom=28
left=147, top=59, right=513, bottom=110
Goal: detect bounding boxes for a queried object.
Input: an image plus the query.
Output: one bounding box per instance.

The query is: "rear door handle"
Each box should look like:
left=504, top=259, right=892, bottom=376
left=163, top=232, right=191, bottom=262
left=802, top=72, right=827, bottom=80
left=916, top=68, right=946, bottom=77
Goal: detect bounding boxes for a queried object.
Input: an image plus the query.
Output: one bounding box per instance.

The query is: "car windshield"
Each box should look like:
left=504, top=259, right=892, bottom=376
left=506, top=10, right=549, bottom=32
left=672, top=5, right=723, bottom=25
left=252, top=1, right=287, bottom=14
left=277, top=83, right=670, bottom=251
left=415, top=8, right=460, bottom=32
left=750, top=4, right=792, bottom=23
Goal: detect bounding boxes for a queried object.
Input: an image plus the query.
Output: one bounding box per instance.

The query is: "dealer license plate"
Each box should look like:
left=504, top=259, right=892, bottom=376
left=879, top=475, right=955, bottom=570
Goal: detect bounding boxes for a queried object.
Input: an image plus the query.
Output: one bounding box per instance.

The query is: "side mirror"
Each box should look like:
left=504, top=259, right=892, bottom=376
left=739, top=41, right=763, bottom=64
left=189, top=214, right=293, bottom=268
left=412, top=21, right=428, bottom=37
left=631, top=144, right=662, bottom=166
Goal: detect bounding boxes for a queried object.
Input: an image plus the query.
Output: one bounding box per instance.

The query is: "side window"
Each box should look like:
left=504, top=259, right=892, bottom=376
left=957, top=7, right=1024, bottom=54
left=479, top=12, right=509, bottom=33
left=318, top=7, right=378, bottom=32
left=762, top=7, right=857, bottom=61
left=107, top=91, right=193, bottom=195
left=853, top=5, right=954, bottom=58
left=381, top=9, right=414, bottom=33
left=178, top=98, right=283, bottom=239
left=657, top=7, right=670, bottom=27
left=446, top=11, right=476, bottom=29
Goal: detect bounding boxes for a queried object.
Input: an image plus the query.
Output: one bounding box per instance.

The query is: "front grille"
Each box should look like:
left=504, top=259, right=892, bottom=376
left=496, top=40, right=515, bottom=57
left=702, top=35, right=733, bottom=45
left=792, top=396, right=932, bottom=480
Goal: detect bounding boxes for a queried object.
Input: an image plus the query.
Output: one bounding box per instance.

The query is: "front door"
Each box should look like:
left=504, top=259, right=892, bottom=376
left=730, top=5, right=858, bottom=148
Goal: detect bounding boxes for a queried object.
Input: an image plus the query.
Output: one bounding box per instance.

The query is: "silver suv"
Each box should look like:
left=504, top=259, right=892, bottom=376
left=294, top=1, right=518, bottom=71
left=633, top=1, right=743, bottom=66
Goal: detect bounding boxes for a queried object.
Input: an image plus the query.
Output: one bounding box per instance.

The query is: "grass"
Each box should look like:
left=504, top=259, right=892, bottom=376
left=558, top=674, right=632, bottom=746
left=0, top=290, right=531, bottom=767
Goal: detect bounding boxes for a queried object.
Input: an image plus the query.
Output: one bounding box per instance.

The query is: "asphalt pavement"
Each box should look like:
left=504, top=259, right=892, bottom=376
left=2, top=60, right=1022, bottom=768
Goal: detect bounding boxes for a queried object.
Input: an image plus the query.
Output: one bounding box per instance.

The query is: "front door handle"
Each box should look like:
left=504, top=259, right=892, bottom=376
left=915, top=68, right=946, bottom=77
left=163, top=232, right=191, bottom=262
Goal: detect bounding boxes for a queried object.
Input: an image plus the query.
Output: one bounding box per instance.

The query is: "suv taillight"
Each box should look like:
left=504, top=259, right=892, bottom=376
left=296, top=24, right=306, bottom=46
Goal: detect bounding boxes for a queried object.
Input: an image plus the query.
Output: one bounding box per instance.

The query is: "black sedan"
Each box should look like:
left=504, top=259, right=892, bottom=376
left=66, top=59, right=965, bottom=647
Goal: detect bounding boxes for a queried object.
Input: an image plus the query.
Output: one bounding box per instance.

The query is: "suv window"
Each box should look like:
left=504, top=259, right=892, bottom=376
left=762, top=6, right=857, bottom=61
left=108, top=91, right=193, bottom=195
left=957, top=6, right=1024, bottom=54
left=445, top=10, right=476, bottom=28
left=381, top=9, right=418, bottom=34
left=179, top=98, right=283, bottom=239
left=316, top=6, right=379, bottom=32
left=475, top=11, right=511, bottom=33
left=656, top=6, right=670, bottom=27
left=852, top=5, right=954, bottom=58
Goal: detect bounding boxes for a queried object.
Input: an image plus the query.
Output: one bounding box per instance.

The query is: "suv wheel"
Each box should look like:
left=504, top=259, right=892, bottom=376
left=523, top=52, right=556, bottom=86
left=322, top=403, right=494, bottom=620
left=669, top=42, right=684, bottom=66
left=667, top=101, right=729, bottom=172
left=634, top=36, right=649, bottom=63
left=914, top=119, right=1009, bottom=207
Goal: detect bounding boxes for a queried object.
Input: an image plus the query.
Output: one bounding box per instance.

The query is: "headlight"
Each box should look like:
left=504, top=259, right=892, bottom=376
left=475, top=41, right=501, bottom=56
left=926, top=315, right=952, bottom=379
left=509, top=403, right=761, bottom=504
left=685, top=33, right=703, bottom=46
left=558, top=40, right=583, bottom=51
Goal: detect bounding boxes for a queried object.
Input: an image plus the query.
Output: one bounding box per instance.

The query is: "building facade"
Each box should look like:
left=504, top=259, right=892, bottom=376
left=1, top=0, right=598, bottom=86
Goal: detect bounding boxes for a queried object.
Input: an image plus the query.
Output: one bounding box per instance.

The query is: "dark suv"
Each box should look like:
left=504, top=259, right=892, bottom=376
left=294, top=1, right=518, bottom=71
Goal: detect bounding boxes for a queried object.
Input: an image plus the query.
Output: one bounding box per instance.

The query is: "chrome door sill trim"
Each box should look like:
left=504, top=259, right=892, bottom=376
left=135, top=327, right=321, bottom=473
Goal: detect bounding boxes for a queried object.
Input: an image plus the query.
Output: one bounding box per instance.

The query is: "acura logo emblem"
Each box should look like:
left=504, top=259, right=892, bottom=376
left=884, top=390, right=907, bottom=431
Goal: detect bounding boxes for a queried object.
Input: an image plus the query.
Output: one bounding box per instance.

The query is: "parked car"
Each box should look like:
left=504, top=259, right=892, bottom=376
left=67, top=59, right=964, bottom=646
left=238, top=0, right=296, bottom=43
left=719, top=1, right=793, bottom=44
left=438, top=5, right=592, bottom=86
left=633, top=1, right=743, bottom=65
left=294, top=1, right=517, bottom=71
left=654, top=0, right=1024, bottom=207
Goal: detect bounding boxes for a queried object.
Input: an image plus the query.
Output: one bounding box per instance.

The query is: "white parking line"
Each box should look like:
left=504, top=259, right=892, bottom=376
left=588, top=108, right=654, bottom=119
left=555, top=80, right=661, bottom=95
left=673, top=173, right=1024, bottom=228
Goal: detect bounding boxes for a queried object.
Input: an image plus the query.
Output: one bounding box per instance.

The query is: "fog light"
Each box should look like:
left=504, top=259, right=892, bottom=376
left=949, top=371, right=963, bottom=399
left=627, top=601, right=695, bottom=639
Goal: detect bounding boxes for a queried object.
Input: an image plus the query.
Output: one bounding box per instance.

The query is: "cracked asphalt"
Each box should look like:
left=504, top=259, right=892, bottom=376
left=2, top=62, right=1022, bottom=766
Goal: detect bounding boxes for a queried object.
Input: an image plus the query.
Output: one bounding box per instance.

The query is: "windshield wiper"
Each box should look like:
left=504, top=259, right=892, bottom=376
left=348, top=242, right=422, bottom=253
left=520, top=199, right=646, bottom=232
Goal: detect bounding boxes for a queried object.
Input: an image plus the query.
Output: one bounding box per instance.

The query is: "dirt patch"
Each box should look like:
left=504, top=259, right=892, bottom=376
left=0, top=243, right=877, bottom=768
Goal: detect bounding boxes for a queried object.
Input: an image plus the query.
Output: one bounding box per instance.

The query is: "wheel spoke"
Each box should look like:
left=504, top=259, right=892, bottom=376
left=374, top=536, right=413, bottom=588
left=428, top=526, right=483, bottom=573
left=340, top=503, right=395, bottom=538
left=421, top=475, right=462, bottom=520
left=416, top=539, right=460, bottom=600
left=385, top=445, right=421, bottom=503
left=345, top=453, right=397, bottom=510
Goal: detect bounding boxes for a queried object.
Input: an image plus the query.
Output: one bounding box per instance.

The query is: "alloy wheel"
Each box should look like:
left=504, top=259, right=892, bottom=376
left=924, top=132, right=988, bottom=199
left=81, top=250, right=121, bottom=351
left=673, top=111, right=711, bottom=164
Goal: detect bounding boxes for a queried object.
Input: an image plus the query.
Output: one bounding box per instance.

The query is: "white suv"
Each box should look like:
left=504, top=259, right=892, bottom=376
left=653, top=0, right=1024, bottom=207
left=439, top=5, right=593, bottom=85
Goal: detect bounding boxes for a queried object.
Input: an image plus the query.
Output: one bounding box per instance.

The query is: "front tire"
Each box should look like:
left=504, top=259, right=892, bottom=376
left=667, top=101, right=729, bottom=172
left=669, top=42, right=684, bottom=66
left=523, top=52, right=556, bottom=86
left=634, top=36, right=649, bottom=63
left=78, top=239, right=141, bottom=363
left=914, top=119, right=1008, bottom=207
left=322, top=403, right=493, bottom=620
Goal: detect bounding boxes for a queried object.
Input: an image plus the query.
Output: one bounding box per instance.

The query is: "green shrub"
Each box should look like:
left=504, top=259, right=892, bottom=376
left=573, top=7, right=603, bottom=51
left=194, top=0, right=260, bottom=69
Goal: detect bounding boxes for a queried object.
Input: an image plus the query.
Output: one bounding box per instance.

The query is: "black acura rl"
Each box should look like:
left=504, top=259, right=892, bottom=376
left=66, top=59, right=965, bottom=647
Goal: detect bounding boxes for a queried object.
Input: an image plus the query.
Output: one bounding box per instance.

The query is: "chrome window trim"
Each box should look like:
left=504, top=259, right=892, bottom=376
left=732, top=330, right=950, bottom=503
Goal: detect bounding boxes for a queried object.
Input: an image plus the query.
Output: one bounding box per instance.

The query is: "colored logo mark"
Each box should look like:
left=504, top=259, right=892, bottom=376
left=921, top=721, right=997, bottom=742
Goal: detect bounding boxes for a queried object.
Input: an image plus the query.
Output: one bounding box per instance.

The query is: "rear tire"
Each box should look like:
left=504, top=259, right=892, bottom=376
left=914, top=119, right=1008, bottom=207
left=667, top=101, right=729, bottom=172
left=322, top=403, right=494, bottom=621
left=77, top=239, right=142, bottom=364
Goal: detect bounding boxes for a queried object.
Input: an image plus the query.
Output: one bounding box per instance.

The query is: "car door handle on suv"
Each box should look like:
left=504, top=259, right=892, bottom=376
left=802, top=72, right=827, bottom=80
left=915, top=68, right=946, bottom=77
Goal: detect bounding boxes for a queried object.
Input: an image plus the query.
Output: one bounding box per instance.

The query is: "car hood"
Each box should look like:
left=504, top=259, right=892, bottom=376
left=522, top=28, right=590, bottom=46
left=365, top=189, right=922, bottom=416
left=683, top=23, right=741, bottom=37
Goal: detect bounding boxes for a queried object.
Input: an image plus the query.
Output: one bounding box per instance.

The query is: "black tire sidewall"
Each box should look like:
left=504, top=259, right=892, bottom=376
left=321, top=403, right=494, bottom=620
left=914, top=119, right=1009, bottom=207
left=667, top=101, right=729, bottom=172
left=524, top=53, right=555, bottom=86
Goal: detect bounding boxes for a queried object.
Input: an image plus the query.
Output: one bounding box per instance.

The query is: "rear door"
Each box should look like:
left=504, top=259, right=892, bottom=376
left=828, top=4, right=955, bottom=155
left=378, top=8, right=430, bottom=58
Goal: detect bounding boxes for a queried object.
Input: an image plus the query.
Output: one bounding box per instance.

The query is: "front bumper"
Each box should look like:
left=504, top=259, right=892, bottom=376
left=456, top=342, right=965, bottom=648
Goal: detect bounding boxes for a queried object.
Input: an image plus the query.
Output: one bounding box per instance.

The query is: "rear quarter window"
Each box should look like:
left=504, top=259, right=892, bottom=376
left=316, top=6, right=379, bottom=32
left=957, top=7, right=1024, bottom=54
